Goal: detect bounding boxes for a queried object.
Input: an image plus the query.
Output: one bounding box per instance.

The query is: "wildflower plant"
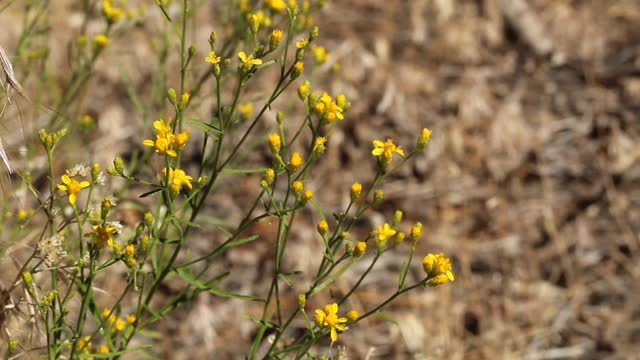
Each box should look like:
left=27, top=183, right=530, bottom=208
left=0, top=1, right=453, bottom=359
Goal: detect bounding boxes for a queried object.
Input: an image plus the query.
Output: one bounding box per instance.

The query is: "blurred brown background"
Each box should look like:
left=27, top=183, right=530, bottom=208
left=2, top=0, right=640, bottom=359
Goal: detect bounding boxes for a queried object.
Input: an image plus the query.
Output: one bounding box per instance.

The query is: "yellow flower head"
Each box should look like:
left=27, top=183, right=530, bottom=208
left=311, top=45, right=329, bottom=64
left=417, top=128, right=432, bottom=149
left=174, top=129, right=190, bottom=149
left=268, top=133, right=281, bottom=154
left=265, top=0, right=287, bottom=11
left=238, top=102, right=253, bottom=121
left=270, top=29, right=284, bottom=50
left=93, top=34, right=109, bottom=48
left=143, top=134, right=177, bottom=157
left=163, top=167, right=193, bottom=194
left=153, top=118, right=172, bottom=136
left=317, top=219, right=329, bottom=235
left=292, top=180, right=303, bottom=194
left=205, top=51, right=221, bottom=65
left=350, top=182, right=362, bottom=201
left=238, top=51, right=263, bottom=71
left=353, top=241, right=367, bottom=257
left=84, top=224, right=117, bottom=247
left=377, top=223, right=396, bottom=242
left=288, top=151, right=303, bottom=171
left=296, top=39, right=309, bottom=49
left=346, top=310, right=358, bottom=322
left=371, top=139, right=405, bottom=162
left=422, top=253, right=455, bottom=285
left=58, top=175, right=90, bottom=205
left=313, top=136, right=327, bottom=154
left=102, top=0, right=125, bottom=23
left=314, top=303, right=348, bottom=342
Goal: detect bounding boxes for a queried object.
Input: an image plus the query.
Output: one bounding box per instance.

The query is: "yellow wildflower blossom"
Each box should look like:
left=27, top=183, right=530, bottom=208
left=371, top=139, right=405, bottom=162
left=422, top=253, right=455, bottom=285
left=143, top=134, right=177, bottom=157
left=377, top=223, right=396, bottom=242
left=311, top=45, right=329, bottom=64
left=174, top=129, right=190, bottom=149
left=238, top=102, right=253, bottom=121
left=205, top=51, right=221, bottom=64
left=288, top=151, right=303, bottom=171
left=238, top=51, right=263, bottom=71
left=163, top=167, right=193, bottom=194
left=93, top=34, right=109, bottom=48
left=58, top=175, right=90, bottom=205
left=84, top=224, right=117, bottom=247
left=314, top=303, right=348, bottom=342
left=265, top=0, right=287, bottom=11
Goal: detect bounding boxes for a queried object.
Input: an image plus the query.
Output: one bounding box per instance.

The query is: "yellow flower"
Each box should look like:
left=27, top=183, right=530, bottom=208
left=314, top=303, right=348, bottom=342
left=163, top=167, right=193, bottom=194
left=353, top=241, right=366, bottom=256
left=291, top=180, right=303, bottom=194
left=125, top=244, right=135, bottom=257
left=371, top=139, right=405, bottom=162
left=410, top=222, right=422, bottom=241
left=265, top=0, right=287, bottom=11
left=377, top=223, right=396, bottom=241
left=317, top=220, right=328, bottom=235
left=238, top=102, right=253, bottom=121
left=297, top=80, right=310, bottom=101
left=268, top=133, right=281, bottom=154
left=174, top=129, right=190, bottom=149
left=58, top=175, right=90, bottom=205
left=313, top=136, right=326, bottom=154
left=302, top=189, right=313, bottom=203
left=350, top=182, right=362, bottom=201
left=102, top=0, right=125, bottom=23
left=143, top=134, right=177, bottom=157
left=97, top=345, right=109, bottom=353
left=238, top=51, right=263, bottom=70
left=417, top=128, right=432, bottom=149
left=314, top=92, right=344, bottom=122
left=114, top=317, right=126, bottom=331
left=270, top=29, right=284, bottom=49
left=296, top=39, right=308, bottom=49
left=93, top=34, right=109, bottom=48
left=291, top=61, right=304, bottom=78
left=127, top=314, right=137, bottom=324
left=311, top=45, right=329, bottom=64
left=288, top=151, right=303, bottom=171
left=205, top=51, right=221, bottom=64
left=422, top=253, right=455, bottom=285
left=346, top=310, right=358, bottom=321
left=84, top=224, right=117, bottom=247
left=153, top=118, right=172, bottom=137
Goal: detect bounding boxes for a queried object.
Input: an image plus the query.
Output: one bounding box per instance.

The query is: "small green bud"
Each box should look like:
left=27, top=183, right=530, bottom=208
left=107, top=166, right=118, bottom=176
left=373, top=189, right=384, bottom=204
left=309, top=26, right=319, bottom=41
left=113, top=156, right=125, bottom=174
left=393, top=210, right=403, bottom=227
left=209, top=32, right=217, bottom=47
left=188, top=45, right=196, bottom=58
left=297, top=294, right=306, bottom=308
left=22, top=271, right=33, bottom=291
left=144, top=212, right=153, bottom=227
left=248, top=14, right=259, bottom=34
left=167, top=88, right=177, bottom=105
left=8, top=339, right=17, bottom=354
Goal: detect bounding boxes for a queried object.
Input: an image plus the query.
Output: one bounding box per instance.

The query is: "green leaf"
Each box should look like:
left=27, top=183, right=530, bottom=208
left=309, top=259, right=355, bottom=296
left=375, top=310, right=399, bottom=326
left=185, top=118, right=222, bottom=138
left=139, top=187, right=163, bottom=198
left=208, top=287, right=263, bottom=301
left=221, top=234, right=259, bottom=249
left=220, top=167, right=269, bottom=174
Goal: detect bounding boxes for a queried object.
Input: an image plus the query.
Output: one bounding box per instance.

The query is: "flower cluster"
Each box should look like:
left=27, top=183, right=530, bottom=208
left=422, top=253, right=455, bottom=286
left=143, top=118, right=189, bottom=157
left=101, top=308, right=136, bottom=332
